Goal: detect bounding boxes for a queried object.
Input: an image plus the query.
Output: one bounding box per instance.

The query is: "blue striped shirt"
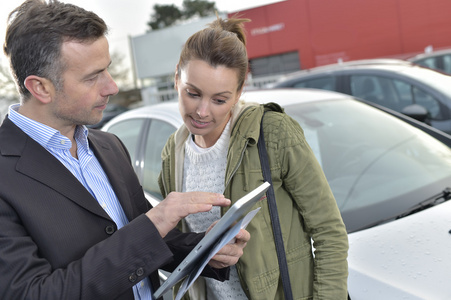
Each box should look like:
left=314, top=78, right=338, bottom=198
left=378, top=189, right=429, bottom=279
left=8, top=104, right=152, bottom=300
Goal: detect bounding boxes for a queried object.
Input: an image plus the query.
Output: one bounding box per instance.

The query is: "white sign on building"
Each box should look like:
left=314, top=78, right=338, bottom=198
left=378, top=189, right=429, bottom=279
left=130, top=15, right=226, bottom=80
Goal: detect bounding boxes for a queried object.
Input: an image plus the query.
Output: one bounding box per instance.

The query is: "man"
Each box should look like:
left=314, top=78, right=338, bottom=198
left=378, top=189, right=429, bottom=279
left=0, top=1, right=250, bottom=299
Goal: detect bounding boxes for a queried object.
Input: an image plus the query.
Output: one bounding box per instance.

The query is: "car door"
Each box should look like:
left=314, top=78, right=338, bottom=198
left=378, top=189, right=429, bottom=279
left=104, top=118, right=148, bottom=175
left=104, top=117, right=177, bottom=206
left=141, top=119, right=177, bottom=201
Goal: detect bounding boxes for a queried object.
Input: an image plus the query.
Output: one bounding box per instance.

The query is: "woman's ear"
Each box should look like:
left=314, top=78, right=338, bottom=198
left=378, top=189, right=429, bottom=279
left=24, top=75, right=54, bottom=104
left=174, top=64, right=179, bottom=90
left=235, top=85, right=244, bottom=103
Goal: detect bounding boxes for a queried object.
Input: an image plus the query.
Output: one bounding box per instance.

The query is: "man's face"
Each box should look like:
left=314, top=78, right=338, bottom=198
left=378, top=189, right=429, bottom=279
left=50, top=36, right=118, bottom=128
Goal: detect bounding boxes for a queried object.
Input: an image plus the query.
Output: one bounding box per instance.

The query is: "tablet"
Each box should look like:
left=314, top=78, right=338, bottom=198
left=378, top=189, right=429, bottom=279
left=153, top=181, right=270, bottom=299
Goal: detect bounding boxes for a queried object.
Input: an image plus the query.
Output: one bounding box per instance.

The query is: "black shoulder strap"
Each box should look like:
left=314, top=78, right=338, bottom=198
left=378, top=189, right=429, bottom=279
left=257, top=112, right=294, bottom=300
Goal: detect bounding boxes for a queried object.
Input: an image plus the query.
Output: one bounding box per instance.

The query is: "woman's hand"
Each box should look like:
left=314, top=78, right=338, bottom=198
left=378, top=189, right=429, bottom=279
left=208, top=228, right=250, bottom=269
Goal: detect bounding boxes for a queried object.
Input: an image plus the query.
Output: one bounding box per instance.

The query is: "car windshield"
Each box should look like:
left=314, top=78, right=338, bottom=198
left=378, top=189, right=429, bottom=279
left=283, top=99, right=451, bottom=232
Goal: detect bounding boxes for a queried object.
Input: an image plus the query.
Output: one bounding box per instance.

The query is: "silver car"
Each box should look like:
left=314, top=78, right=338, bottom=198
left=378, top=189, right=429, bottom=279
left=270, top=59, right=451, bottom=134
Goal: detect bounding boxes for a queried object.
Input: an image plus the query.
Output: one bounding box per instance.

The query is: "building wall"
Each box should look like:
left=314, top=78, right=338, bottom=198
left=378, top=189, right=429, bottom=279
left=130, top=0, right=451, bottom=89
left=236, top=0, right=451, bottom=73
left=130, top=15, right=226, bottom=80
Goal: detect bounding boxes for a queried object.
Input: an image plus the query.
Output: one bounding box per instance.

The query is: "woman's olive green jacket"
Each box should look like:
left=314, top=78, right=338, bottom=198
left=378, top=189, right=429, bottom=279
left=158, top=101, right=349, bottom=299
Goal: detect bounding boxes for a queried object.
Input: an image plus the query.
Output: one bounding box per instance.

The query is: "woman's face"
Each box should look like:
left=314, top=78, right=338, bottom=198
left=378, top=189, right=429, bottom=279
left=176, top=59, right=242, bottom=148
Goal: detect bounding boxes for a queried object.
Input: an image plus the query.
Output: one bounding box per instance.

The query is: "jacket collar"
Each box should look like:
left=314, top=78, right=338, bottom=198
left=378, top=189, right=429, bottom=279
left=229, top=100, right=262, bottom=144
left=0, top=117, right=115, bottom=220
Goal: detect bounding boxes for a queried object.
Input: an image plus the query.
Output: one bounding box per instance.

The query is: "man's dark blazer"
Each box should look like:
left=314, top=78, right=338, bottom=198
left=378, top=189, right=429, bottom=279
left=0, top=116, right=226, bottom=299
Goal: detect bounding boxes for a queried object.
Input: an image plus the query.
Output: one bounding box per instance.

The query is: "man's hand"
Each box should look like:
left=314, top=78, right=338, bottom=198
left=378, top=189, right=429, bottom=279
left=146, top=192, right=231, bottom=238
left=208, top=228, right=250, bottom=269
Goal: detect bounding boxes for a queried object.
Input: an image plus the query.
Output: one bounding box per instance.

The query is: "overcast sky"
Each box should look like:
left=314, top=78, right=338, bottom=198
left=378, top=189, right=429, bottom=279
left=0, top=0, right=284, bottom=67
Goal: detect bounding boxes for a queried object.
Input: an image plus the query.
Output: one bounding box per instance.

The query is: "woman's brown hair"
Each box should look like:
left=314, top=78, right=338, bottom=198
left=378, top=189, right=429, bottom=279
left=177, top=15, right=250, bottom=91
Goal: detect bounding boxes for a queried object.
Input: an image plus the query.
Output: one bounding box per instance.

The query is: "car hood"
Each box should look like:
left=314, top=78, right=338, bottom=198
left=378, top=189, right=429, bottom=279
left=348, top=199, right=451, bottom=299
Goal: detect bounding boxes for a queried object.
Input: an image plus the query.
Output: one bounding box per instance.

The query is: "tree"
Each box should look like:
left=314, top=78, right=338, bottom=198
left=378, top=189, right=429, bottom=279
left=109, top=50, right=132, bottom=89
left=147, top=4, right=183, bottom=30
left=182, top=0, right=217, bottom=19
left=0, top=62, right=19, bottom=119
left=0, top=63, right=17, bottom=98
left=147, top=0, right=217, bottom=31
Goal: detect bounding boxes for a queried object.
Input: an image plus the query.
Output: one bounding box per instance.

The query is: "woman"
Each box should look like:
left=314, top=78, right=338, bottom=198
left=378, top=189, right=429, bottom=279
left=158, top=16, right=349, bottom=300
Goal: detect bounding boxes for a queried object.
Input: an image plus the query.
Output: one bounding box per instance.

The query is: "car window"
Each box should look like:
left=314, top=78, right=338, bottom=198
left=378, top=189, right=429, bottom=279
left=292, top=76, right=335, bottom=91
left=392, top=80, right=442, bottom=119
left=416, top=57, right=438, bottom=69
left=443, top=55, right=451, bottom=74
left=350, top=75, right=442, bottom=119
left=106, top=119, right=146, bottom=165
left=142, top=119, right=177, bottom=200
left=351, top=75, right=404, bottom=110
left=412, top=87, right=442, bottom=119
left=350, top=76, right=385, bottom=103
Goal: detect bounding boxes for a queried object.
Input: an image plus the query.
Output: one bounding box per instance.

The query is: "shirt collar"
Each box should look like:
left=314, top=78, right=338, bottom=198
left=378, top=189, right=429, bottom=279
left=8, top=103, right=89, bottom=151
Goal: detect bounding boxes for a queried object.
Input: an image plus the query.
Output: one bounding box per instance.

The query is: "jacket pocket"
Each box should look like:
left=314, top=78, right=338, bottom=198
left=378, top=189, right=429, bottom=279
left=252, top=244, right=314, bottom=297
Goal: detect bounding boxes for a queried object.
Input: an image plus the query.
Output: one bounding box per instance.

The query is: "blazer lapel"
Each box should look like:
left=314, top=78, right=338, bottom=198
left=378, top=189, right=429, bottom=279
left=19, top=143, right=112, bottom=219
left=1, top=118, right=111, bottom=219
left=88, top=132, right=135, bottom=221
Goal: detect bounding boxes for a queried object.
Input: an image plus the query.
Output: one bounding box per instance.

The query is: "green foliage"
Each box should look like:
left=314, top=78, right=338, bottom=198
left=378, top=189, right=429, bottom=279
left=109, top=51, right=132, bottom=89
left=147, top=0, right=217, bottom=31
left=148, top=4, right=183, bottom=30
left=182, top=0, right=216, bottom=19
left=0, top=63, right=18, bottom=100
left=0, top=63, right=18, bottom=118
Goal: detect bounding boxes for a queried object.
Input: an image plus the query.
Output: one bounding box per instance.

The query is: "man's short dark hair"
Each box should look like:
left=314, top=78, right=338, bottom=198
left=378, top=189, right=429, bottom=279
left=3, top=0, right=108, bottom=99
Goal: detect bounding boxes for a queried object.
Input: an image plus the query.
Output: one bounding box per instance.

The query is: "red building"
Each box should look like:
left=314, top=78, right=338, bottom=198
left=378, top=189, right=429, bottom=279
left=232, top=0, right=451, bottom=77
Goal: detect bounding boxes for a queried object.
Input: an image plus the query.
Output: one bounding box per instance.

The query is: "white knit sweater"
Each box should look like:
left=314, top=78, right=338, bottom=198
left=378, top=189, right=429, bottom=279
left=182, top=121, right=248, bottom=300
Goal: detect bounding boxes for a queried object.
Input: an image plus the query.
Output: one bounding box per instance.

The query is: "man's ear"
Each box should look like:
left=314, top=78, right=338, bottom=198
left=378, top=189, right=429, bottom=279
left=24, top=75, right=55, bottom=104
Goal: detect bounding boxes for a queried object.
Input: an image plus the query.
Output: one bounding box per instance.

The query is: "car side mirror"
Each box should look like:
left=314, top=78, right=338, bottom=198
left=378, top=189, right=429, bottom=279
left=401, top=104, right=429, bottom=123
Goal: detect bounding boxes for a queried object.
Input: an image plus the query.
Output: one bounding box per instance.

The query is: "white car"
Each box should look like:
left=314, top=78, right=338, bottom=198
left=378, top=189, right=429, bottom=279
left=102, top=88, right=451, bottom=299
